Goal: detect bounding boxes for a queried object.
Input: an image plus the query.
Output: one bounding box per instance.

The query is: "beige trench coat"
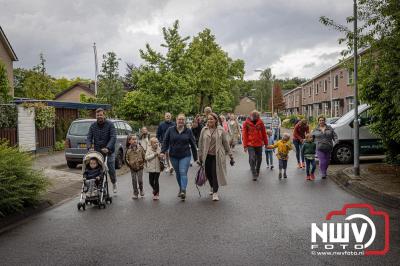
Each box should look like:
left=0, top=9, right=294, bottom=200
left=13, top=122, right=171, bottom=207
left=198, top=125, right=232, bottom=186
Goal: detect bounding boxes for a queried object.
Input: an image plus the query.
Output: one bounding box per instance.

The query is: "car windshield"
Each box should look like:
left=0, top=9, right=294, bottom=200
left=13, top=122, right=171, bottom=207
left=69, top=121, right=93, bottom=136
left=335, top=105, right=368, bottom=125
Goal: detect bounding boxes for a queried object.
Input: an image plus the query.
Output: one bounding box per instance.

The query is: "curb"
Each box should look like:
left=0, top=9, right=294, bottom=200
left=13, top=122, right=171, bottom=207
left=329, top=168, right=400, bottom=210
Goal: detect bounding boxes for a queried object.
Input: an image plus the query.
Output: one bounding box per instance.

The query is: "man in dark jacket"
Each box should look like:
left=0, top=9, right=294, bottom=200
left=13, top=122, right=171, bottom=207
left=156, top=112, right=176, bottom=143
left=86, top=108, right=117, bottom=193
left=156, top=112, right=176, bottom=173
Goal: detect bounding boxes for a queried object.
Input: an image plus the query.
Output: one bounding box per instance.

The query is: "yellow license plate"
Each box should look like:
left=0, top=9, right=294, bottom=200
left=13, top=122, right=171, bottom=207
left=79, top=143, right=87, bottom=148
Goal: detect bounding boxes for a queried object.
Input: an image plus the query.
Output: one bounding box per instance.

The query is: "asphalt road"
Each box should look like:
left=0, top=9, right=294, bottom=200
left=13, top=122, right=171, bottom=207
left=0, top=147, right=399, bottom=265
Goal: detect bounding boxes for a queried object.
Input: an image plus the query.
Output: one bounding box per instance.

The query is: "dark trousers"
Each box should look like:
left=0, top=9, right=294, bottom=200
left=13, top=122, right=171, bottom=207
left=278, top=159, right=288, bottom=170
left=205, top=155, right=218, bottom=193
left=293, top=139, right=304, bottom=164
left=305, top=158, right=316, bottom=176
left=248, top=146, right=263, bottom=175
left=149, top=172, right=160, bottom=195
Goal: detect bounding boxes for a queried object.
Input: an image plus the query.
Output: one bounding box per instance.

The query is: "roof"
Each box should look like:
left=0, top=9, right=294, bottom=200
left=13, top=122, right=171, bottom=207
left=54, top=82, right=95, bottom=99
left=283, top=86, right=302, bottom=97
left=0, top=26, right=18, bottom=61
left=13, top=98, right=111, bottom=110
left=300, top=48, right=369, bottom=87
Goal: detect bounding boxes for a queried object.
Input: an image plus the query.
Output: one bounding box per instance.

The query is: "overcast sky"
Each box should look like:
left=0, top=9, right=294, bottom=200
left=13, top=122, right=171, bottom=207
left=0, top=0, right=352, bottom=80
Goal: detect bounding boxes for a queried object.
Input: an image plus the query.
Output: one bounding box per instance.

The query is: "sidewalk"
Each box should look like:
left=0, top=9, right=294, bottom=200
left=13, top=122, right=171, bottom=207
left=329, top=163, right=400, bottom=209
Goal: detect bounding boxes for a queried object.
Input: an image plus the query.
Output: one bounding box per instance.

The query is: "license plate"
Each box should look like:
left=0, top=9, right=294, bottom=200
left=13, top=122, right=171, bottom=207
left=80, top=143, right=87, bottom=148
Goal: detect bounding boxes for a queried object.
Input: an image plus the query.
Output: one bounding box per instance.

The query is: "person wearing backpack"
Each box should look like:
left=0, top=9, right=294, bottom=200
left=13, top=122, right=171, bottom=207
left=198, top=113, right=233, bottom=201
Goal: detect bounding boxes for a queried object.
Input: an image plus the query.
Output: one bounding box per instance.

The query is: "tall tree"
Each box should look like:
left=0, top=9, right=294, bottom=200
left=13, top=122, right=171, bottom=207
left=0, top=60, right=10, bottom=103
left=97, top=51, right=125, bottom=116
left=320, top=0, right=400, bottom=163
left=269, top=82, right=285, bottom=113
left=24, top=53, right=54, bottom=100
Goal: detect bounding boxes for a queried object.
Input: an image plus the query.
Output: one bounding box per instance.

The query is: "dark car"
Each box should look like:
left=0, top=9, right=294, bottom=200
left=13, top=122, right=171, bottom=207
left=64, top=119, right=134, bottom=169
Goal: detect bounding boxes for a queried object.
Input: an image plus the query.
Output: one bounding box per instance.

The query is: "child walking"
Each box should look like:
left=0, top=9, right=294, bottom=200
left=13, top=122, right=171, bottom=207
left=145, top=137, right=162, bottom=200
left=125, top=135, right=146, bottom=199
left=265, top=129, right=275, bottom=169
left=267, top=133, right=292, bottom=179
left=302, top=133, right=316, bottom=181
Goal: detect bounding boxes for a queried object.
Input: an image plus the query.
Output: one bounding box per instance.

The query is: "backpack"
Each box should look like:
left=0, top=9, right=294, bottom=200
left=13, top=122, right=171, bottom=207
left=195, top=166, right=207, bottom=197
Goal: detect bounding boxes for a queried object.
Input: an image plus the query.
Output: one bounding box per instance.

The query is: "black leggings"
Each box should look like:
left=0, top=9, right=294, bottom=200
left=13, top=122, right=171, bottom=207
left=149, top=172, right=160, bottom=195
left=205, top=155, right=218, bottom=193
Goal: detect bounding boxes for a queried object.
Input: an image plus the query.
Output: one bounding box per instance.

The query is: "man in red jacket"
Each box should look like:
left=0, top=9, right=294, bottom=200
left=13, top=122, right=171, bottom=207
left=242, top=110, right=268, bottom=180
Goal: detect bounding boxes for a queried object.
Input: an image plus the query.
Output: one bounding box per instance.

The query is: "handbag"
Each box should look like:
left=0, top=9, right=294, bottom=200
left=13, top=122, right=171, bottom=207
left=195, top=165, right=207, bottom=197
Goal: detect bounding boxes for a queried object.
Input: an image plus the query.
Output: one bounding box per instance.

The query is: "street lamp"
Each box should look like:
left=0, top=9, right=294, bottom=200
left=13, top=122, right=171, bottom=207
left=353, top=0, right=360, bottom=176
left=254, top=69, right=274, bottom=113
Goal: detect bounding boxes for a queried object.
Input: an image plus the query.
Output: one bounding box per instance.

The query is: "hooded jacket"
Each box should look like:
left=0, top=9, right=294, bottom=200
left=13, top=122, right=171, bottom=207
left=242, top=117, right=268, bottom=148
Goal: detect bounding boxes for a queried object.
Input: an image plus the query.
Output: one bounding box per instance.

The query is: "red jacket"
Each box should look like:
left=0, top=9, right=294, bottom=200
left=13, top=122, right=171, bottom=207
left=293, top=122, right=309, bottom=141
left=242, top=118, right=268, bottom=148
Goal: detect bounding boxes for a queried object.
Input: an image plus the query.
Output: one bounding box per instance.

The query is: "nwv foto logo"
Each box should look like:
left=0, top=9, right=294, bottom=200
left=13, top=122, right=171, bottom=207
left=310, top=204, right=390, bottom=256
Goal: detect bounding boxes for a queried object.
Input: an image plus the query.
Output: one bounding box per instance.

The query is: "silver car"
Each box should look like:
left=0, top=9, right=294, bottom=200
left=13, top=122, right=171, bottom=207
left=64, top=119, right=134, bottom=169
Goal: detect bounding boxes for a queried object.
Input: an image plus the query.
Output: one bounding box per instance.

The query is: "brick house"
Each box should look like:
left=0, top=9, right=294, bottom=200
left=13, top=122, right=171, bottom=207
left=54, top=82, right=95, bottom=102
left=284, top=57, right=357, bottom=118
left=0, top=26, right=18, bottom=96
left=234, top=96, right=256, bottom=115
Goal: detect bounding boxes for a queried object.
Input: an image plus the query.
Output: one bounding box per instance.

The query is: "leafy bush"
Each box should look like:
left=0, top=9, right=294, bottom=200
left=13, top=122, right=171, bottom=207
left=55, top=118, right=72, bottom=142
left=22, top=102, right=55, bottom=130
left=0, top=105, right=17, bottom=128
left=54, top=140, right=65, bottom=151
left=0, top=142, right=49, bottom=216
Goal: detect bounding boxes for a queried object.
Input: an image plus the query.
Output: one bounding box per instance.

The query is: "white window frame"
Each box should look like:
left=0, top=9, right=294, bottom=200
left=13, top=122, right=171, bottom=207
left=347, top=98, right=354, bottom=112
left=348, top=70, right=354, bottom=85
left=334, top=75, right=339, bottom=89
left=324, top=80, right=328, bottom=92
left=334, top=101, right=340, bottom=117
left=316, top=83, right=319, bottom=95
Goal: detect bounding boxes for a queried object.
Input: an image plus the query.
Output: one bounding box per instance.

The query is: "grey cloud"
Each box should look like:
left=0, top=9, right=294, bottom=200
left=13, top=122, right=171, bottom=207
left=0, top=0, right=352, bottom=79
left=303, top=62, right=316, bottom=68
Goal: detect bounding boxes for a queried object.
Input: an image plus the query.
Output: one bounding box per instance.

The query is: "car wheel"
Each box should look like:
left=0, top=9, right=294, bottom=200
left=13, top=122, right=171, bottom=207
left=333, top=143, right=353, bottom=164
left=115, top=150, right=123, bottom=169
left=67, top=161, right=78, bottom=169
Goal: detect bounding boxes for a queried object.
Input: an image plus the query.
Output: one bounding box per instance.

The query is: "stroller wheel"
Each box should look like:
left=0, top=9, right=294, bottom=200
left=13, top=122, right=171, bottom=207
left=77, top=203, right=82, bottom=210
left=82, top=203, right=86, bottom=211
left=106, top=197, right=112, bottom=204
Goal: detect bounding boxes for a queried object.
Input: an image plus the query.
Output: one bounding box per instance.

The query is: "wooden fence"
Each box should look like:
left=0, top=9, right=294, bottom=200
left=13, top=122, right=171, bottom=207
left=36, top=127, right=55, bottom=149
left=0, top=128, right=18, bottom=146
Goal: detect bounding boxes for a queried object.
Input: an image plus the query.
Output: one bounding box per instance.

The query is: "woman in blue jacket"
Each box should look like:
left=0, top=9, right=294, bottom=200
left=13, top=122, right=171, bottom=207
left=161, top=113, right=198, bottom=201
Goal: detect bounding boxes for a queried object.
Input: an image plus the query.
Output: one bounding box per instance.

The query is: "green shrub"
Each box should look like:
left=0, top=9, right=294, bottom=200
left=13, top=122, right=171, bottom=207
left=55, top=118, right=72, bottom=142
left=0, top=105, right=17, bottom=128
left=54, top=140, right=65, bottom=151
left=22, top=102, right=55, bottom=130
left=0, top=142, right=49, bottom=216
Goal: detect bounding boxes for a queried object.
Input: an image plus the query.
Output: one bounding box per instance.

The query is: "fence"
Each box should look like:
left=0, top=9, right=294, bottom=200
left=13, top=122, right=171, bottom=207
left=36, top=127, right=55, bottom=149
left=0, top=128, right=17, bottom=146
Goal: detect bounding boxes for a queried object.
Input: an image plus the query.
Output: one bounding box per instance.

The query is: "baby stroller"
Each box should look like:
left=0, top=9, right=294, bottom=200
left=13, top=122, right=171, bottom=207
left=77, top=151, right=112, bottom=210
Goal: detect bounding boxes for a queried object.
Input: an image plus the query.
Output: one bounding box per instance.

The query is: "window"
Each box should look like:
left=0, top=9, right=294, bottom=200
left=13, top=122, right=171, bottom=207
left=334, top=75, right=339, bottom=89
left=68, top=121, right=92, bottom=136
left=334, top=101, right=340, bottom=117
left=316, top=83, right=319, bottom=95
left=323, top=102, right=329, bottom=115
left=308, top=106, right=313, bottom=117
left=324, top=80, right=328, bottom=92
left=347, top=98, right=354, bottom=112
left=309, top=87, right=312, bottom=96
left=115, top=121, right=127, bottom=135
left=124, top=122, right=133, bottom=134
left=348, top=70, right=354, bottom=84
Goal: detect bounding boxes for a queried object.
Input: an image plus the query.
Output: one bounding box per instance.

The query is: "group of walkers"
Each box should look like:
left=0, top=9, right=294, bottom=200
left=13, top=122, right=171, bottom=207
left=86, top=107, right=337, bottom=203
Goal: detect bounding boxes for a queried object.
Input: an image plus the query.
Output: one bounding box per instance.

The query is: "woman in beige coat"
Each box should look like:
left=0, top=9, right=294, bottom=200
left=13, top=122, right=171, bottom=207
left=198, top=113, right=233, bottom=201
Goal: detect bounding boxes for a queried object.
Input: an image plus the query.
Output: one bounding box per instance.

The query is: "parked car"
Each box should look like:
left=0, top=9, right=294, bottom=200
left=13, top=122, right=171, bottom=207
left=261, top=116, right=272, bottom=130
left=331, top=104, right=384, bottom=164
left=326, top=116, right=340, bottom=125
left=64, top=119, right=134, bottom=169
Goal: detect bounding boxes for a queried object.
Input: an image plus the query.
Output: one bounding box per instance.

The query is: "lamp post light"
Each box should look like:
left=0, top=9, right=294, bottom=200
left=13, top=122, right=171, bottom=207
left=353, top=0, right=360, bottom=177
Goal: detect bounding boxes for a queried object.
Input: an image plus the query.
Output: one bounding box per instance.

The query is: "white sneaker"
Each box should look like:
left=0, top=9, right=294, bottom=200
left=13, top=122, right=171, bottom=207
left=113, top=183, right=117, bottom=193
left=132, top=194, right=138, bottom=199
left=212, top=193, right=219, bottom=201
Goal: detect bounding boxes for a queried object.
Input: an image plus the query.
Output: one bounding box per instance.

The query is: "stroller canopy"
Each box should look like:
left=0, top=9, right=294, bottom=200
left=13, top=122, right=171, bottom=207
left=82, top=151, right=107, bottom=173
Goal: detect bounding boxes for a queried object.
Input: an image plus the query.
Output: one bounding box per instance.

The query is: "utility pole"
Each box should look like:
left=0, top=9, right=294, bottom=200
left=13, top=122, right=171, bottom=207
left=93, top=42, right=99, bottom=96
left=353, top=0, right=360, bottom=176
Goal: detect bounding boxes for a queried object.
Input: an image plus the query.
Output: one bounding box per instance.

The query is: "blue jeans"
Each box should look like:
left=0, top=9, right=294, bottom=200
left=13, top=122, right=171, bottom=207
left=293, top=139, right=304, bottom=164
left=170, top=156, right=191, bottom=192
left=265, top=150, right=273, bottom=165
left=305, top=158, right=316, bottom=176
left=106, top=152, right=116, bottom=184
left=272, top=128, right=280, bottom=140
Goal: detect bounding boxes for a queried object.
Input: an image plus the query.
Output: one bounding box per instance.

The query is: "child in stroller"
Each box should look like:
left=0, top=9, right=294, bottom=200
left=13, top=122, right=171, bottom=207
left=83, top=158, right=101, bottom=196
left=78, top=151, right=112, bottom=210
